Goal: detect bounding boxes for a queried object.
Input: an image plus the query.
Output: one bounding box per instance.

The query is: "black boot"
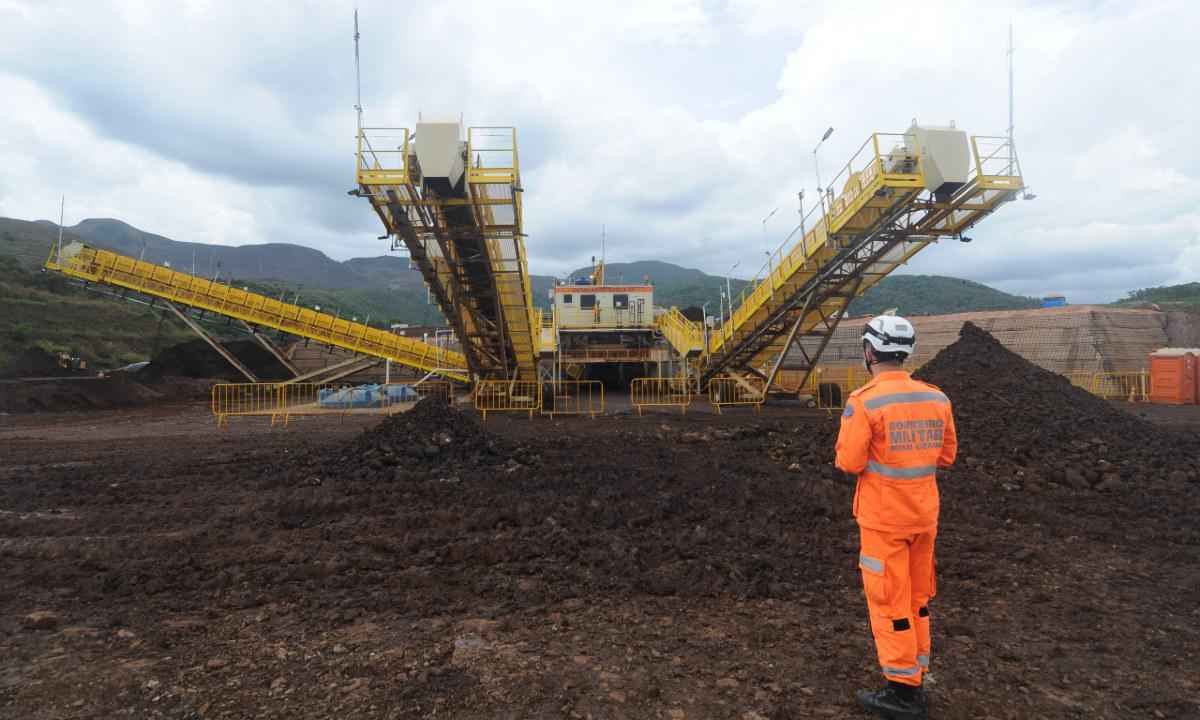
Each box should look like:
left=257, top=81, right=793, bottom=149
left=855, top=684, right=927, bottom=720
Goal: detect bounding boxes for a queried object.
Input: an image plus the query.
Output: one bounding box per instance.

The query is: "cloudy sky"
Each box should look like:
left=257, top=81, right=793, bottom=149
left=1, top=0, right=1196, bottom=303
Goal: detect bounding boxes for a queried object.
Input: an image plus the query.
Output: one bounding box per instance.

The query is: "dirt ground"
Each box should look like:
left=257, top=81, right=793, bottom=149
left=1, top=388, right=1198, bottom=720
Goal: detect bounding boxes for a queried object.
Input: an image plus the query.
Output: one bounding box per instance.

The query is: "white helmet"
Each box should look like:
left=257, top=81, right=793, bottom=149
left=863, top=314, right=916, bottom=359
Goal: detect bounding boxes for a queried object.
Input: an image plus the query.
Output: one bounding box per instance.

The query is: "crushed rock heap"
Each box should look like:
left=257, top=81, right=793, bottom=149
left=310, top=398, right=539, bottom=481
left=914, top=321, right=1199, bottom=493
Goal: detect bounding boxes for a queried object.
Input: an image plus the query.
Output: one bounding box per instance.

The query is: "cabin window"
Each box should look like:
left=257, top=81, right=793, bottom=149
left=562, top=294, right=573, bottom=304
left=580, top=294, right=596, bottom=309
left=613, top=294, right=629, bottom=310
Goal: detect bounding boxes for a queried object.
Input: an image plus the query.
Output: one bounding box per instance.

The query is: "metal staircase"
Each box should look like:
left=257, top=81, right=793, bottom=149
left=703, top=128, right=1024, bottom=389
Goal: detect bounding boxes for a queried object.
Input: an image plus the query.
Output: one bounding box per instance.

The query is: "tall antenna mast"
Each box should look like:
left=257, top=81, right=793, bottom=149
left=353, top=9, right=363, bottom=131
left=1007, top=22, right=1014, bottom=151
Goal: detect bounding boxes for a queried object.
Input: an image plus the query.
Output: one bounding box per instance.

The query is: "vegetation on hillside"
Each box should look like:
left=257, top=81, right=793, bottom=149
left=0, top=253, right=193, bottom=374
left=847, top=275, right=1040, bottom=317
left=1118, top=282, right=1200, bottom=310
left=237, top=279, right=445, bottom=327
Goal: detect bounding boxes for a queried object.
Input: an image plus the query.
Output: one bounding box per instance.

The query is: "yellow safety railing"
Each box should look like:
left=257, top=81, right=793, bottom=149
left=47, top=243, right=469, bottom=382
left=211, top=383, right=285, bottom=426
left=356, top=127, right=410, bottom=185
left=211, top=381, right=449, bottom=427
left=771, top=369, right=809, bottom=393
left=1086, top=371, right=1150, bottom=402
left=809, top=366, right=871, bottom=410
left=474, top=380, right=541, bottom=420
left=542, top=380, right=604, bottom=418
left=630, top=377, right=692, bottom=416
left=656, top=307, right=705, bottom=356
left=413, top=380, right=457, bottom=407
left=707, top=376, right=765, bottom=414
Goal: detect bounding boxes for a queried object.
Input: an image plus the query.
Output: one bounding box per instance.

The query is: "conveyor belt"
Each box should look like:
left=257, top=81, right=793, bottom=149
left=703, top=130, right=1024, bottom=388
left=355, top=124, right=538, bottom=380
left=45, top=243, right=469, bottom=383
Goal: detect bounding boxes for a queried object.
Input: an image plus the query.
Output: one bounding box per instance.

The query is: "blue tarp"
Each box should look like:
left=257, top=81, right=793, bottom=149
left=318, top=384, right=422, bottom=408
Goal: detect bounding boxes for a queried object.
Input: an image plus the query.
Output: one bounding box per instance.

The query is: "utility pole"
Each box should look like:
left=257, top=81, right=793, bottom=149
left=354, top=9, right=363, bottom=132
left=1008, top=22, right=1015, bottom=174
left=798, top=190, right=807, bottom=263
left=813, top=127, right=834, bottom=224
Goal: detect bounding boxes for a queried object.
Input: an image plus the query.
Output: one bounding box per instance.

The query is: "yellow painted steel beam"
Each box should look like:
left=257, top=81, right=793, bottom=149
left=707, top=130, right=1022, bottom=364
left=46, top=244, right=469, bottom=383
left=355, top=124, right=538, bottom=380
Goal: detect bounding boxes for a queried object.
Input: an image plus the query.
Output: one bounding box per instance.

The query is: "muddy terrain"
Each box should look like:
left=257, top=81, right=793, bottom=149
left=0, top=326, right=1197, bottom=719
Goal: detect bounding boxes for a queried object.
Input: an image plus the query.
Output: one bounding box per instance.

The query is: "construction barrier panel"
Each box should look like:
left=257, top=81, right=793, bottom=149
left=475, top=380, right=541, bottom=420
left=211, top=383, right=285, bottom=426
left=770, top=369, right=809, bottom=394
left=411, top=380, right=456, bottom=407
left=809, top=366, right=871, bottom=409
left=211, top=382, right=441, bottom=427
left=541, top=380, right=605, bottom=418
left=707, top=376, right=765, bottom=414
left=1088, top=371, right=1150, bottom=402
left=630, top=377, right=692, bottom=415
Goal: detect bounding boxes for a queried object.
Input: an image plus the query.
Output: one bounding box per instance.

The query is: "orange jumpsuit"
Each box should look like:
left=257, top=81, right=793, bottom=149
left=835, top=370, right=958, bottom=687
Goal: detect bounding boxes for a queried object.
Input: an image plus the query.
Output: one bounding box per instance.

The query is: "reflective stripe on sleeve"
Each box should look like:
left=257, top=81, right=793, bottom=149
left=882, top=664, right=921, bottom=677
left=917, top=654, right=930, bottom=668
left=859, top=554, right=884, bottom=574
left=866, top=460, right=938, bottom=480
left=863, top=391, right=948, bottom=410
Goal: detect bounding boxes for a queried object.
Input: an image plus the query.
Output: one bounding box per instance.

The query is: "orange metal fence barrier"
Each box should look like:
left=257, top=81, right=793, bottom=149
left=211, top=383, right=285, bottom=426
left=474, top=380, right=541, bottom=420
left=211, top=381, right=450, bottom=427
left=542, top=380, right=605, bottom=418
left=707, top=376, right=765, bottom=413
left=1086, top=371, right=1150, bottom=402
left=630, top=377, right=692, bottom=415
left=808, top=366, right=871, bottom=409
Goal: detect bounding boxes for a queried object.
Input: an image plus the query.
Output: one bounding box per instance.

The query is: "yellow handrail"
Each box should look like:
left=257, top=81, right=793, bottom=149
left=48, top=244, right=469, bottom=383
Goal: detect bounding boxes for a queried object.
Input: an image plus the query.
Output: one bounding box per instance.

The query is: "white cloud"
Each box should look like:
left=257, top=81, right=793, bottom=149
left=0, top=0, right=1197, bottom=304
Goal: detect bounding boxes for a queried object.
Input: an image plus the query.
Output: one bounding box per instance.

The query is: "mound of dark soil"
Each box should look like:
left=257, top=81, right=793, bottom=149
left=0, top=347, right=75, bottom=379
left=138, top=338, right=291, bottom=383
left=0, top=374, right=162, bottom=413
left=915, top=321, right=1199, bottom=493
left=306, top=399, right=531, bottom=482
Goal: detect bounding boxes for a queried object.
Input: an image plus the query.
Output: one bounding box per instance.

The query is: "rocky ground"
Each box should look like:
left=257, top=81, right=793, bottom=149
left=0, top=326, right=1197, bottom=719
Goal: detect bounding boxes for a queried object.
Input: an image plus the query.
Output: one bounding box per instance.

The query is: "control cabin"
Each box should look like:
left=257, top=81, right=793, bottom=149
left=553, top=284, right=653, bottom=329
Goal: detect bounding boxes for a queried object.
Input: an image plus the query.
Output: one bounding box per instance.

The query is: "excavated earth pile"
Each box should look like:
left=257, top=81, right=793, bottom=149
left=0, top=373, right=163, bottom=414
left=916, top=321, right=1200, bottom=494
left=0, top=327, right=1197, bottom=718
left=138, top=338, right=291, bottom=383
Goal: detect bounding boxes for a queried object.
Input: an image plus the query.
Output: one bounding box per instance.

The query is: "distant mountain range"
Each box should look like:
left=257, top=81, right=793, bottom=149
left=3, top=216, right=1040, bottom=324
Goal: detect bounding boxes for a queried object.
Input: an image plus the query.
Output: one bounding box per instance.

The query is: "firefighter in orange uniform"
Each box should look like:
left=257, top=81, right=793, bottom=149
left=836, top=315, right=957, bottom=720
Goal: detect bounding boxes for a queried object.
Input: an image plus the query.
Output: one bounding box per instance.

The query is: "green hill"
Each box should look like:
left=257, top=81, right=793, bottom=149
left=1116, top=282, right=1200, bottom=310
left=0, top=253, right=193, bottom=375
left=846, top=275, right=1040, bottom=317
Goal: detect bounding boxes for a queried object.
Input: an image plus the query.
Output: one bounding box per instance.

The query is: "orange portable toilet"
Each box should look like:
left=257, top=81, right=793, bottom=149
left=1148, top=349, right=1199, bottom=405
